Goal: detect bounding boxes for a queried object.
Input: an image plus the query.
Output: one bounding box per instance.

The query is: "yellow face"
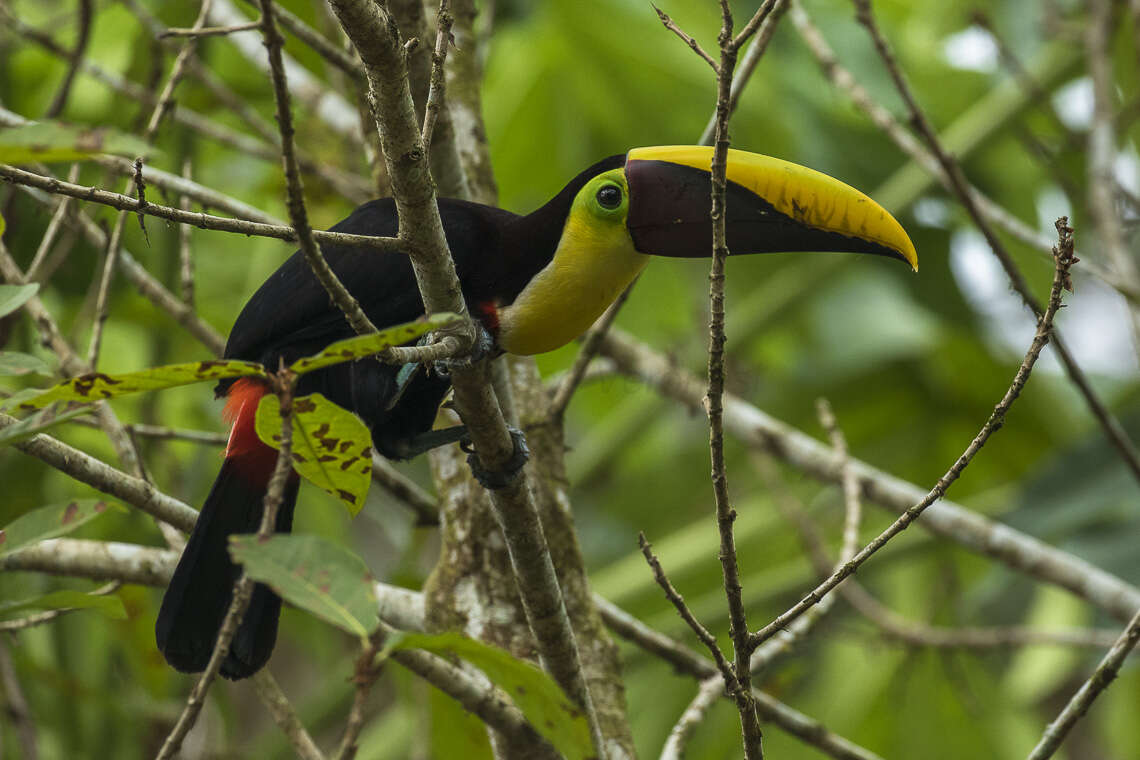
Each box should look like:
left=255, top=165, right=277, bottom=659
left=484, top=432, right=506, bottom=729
left=495, top=169, right=649, bottom=356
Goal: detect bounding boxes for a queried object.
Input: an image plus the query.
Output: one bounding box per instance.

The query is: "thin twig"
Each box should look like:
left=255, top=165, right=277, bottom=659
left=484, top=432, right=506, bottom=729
left=850, top=0, right=1140, bottom=487
left=1026, top=604, right=1140, bottom=760
left=178, top=158, right=195, bottom=306
left=660, top=677, right=725, bottom=760
left=0, top=163, right=402, bottom=252
left=251, top=670, right=325, bottom=760
left=638, top=532, right=739, bottom=690
left=420, top=0, right=453, bottom=150
left=44, top=0, right=92, bottom=118
left=698, top=0, right=789, bottom=146
left=2, top=412, right=199, bottom=532
left=595, top=596, right=885, bottom=760
left=371, top=454, right=440, bottom=525
left=596, top=324, right=1140, bottom=625
left=15, top=181, right=227, bottom=355
left=652, top=4, right=719, bottom=71
left=747, top=400, right=861, bottom=675
left=237, top=0, right=365, bottom=82
left=257, top=0, right=378, bottom=338
left=333, top=635, right=383, bottom=760
left=746, top=218, right=1076, bottom=651
left=26, top=163, right=80, bottom=282
left=764, top=455, right=1122, bottom=651
left=0, top=239, right=150, bottom=496
left=160, top=21, right=261, bottom=38
left=703, top=3, right=773, bottom=754
left=0, top=642, right=38, bottom=760
left=0, top=582, right=121, bottom=633
left=787, top=3, right=1138, bottom=304
left=1084, top=0, right=1140, bottom=345
left=155, top=370, right=296, bottom=759
left=86, top=0, right=215, bottom=369
left=0, top=6, right=372, bottom=202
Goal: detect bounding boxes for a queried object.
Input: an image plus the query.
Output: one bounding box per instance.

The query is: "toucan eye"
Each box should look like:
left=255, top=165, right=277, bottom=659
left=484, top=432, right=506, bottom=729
left=596, top=184, right=622, bottom=209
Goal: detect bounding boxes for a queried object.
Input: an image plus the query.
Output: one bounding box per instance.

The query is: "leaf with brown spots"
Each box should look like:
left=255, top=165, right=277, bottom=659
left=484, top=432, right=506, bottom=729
left=383, top=631, right=593, bottom=760
left=0, top=499, right=123, bottom=557
left=254, top=393, right=372, bottom=516
left=1, top=359, right=267, bottom=412
left=229, top=534, right=378, bottom=641
left=287, top=312, right=462, bottom=375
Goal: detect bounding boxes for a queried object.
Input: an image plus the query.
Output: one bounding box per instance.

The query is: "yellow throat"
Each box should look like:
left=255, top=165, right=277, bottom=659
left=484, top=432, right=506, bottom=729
left=496, top=170, right=648, bottom=355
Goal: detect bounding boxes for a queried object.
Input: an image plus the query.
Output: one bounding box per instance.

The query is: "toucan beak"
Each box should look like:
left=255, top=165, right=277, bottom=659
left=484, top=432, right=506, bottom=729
left=624, top=146, right=918, bottom=271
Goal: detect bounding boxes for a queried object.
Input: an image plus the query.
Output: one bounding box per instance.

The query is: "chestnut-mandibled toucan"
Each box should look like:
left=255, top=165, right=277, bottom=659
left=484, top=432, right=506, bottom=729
left=155, top=146, right=917, bottom=679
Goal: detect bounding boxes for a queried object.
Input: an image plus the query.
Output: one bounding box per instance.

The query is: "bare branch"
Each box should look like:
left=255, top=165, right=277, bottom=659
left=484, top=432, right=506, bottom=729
left=257, top=0, right=378, bottom=337
left=0, top=643, right=38, bottom=760
left=849, top=0, right=1140, bottom=487
left=251, top=670, right=325, bottom=760
left=160, top=21, right=261, bottom=38
left=420, top=0, right=454, bottom=150
left=1026, top=605, right=1140, bottom=760
left=746, top=400, right=862, bottom=675
left=0, top=163, right=402, bottom=253
left=786, top=4, right=1138, bottom=304
left=598, top=323, right=1140, bottom=624
left=660, top=677, right=724, bottom=760
left=638, top=533, right=740, bottom=691
left=699, top=0, right=789, bottom=145
left=371, top=454, right=440, bottom=525
left=595, top=596, right=885, bottom=760
left=1, top=413, right=199, bottom=532
left=747, top=219, right=1076, bottom=650
left=652, top=4, right=718, bottom=71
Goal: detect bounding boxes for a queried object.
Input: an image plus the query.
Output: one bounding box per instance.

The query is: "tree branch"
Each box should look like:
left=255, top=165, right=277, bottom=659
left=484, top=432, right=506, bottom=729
left=746, top=218, right=1075, bottom=650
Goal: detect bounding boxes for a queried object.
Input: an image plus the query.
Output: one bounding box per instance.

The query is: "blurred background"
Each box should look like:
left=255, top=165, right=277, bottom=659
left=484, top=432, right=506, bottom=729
left=1, top=0, right=1138, bottom=757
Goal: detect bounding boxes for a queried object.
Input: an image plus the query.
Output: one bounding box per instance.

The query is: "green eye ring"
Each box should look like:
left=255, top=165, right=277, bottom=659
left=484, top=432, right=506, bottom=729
left=596, top=183, right=622, bottom=209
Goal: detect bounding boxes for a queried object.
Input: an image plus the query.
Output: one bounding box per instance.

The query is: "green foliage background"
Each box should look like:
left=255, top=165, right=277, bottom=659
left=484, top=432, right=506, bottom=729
left=1, top=0, right=1138, bottom=757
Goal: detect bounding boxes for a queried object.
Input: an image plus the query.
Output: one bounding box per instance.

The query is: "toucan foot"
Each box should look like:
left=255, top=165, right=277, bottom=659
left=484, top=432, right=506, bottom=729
left=432, top=321, right=496, bottom=378
left=462, top=426, right=529, bottom=490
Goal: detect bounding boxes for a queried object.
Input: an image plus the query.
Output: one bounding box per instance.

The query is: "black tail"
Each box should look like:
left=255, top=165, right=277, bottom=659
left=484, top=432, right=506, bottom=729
left=156, top=458, right=298, bottom=680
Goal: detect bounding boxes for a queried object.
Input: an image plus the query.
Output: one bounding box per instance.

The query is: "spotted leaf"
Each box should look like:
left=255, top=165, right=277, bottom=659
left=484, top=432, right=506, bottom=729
left=254, top=392, right=372, bottom=516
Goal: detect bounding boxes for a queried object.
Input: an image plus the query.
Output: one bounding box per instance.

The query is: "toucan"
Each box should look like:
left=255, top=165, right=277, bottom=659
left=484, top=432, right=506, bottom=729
left=155, top=146, right=917, bottom=680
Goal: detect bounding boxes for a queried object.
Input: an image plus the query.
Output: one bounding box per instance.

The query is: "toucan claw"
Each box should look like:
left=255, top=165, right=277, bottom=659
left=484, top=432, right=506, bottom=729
left=462, top=426, right=529, bottom=490
left=432, top=321, right=497, bottom=378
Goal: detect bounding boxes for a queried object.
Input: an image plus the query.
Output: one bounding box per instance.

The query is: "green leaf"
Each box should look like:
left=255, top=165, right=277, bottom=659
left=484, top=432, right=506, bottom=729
left=0, top=351, right=56, bottom=376
left=0, top=590, right=126, bottom=620
left=3, top=359, right=267, bottom=412
left=255, top=393, right=372, bottom=516
left=288, top=312, right=463, bottom=375
left=0, top=283, right=38, bottom=319
left=384, top=631, right=593, bottom=760
left=0, top=499, right=121, bottom=556
left=0, top=122, right=155, bottom=164
left=229, top=534, right=378, bottom=640
left=0, top=401, right=96, bottom=447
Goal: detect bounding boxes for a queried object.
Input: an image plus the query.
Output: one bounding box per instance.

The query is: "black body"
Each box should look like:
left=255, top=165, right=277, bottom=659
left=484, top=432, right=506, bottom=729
left=156, top=156, right=624, bottom=678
